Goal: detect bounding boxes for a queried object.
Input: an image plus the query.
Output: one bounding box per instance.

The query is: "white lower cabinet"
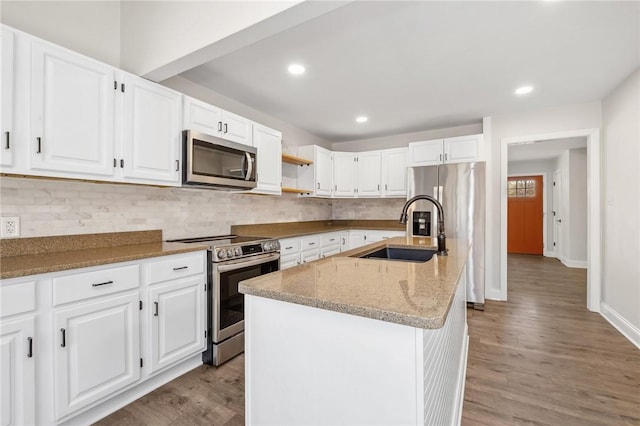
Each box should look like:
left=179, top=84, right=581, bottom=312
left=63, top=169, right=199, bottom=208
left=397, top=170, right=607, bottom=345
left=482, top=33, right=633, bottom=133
left=280, top=254, right=300, bottom=270
left=0, top=316, right=35, bottom=426
left=300, top=248, right=320, bottom=264
left=53, top=291, right=141, bottom=419
left=349, top=231, right=367, bottom=250
left=148, top=276, right=205, bottom=374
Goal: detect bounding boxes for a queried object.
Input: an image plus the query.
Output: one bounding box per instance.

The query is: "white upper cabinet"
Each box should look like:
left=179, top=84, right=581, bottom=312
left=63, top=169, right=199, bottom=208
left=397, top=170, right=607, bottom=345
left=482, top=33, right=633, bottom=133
left=182, top=96, right=253, bottom=145
left=251, top=123, right=282, bottom=195
left=356, top=151, right=382, bottom=197
left=381, top=147, right=407, bottom=197
left=408, top=139, right=444, bottom=166
left=298, top=145, right=333, bottom=197
left=409, top=134, right=482, bottom=166
left=121, top=73, right=181, bottom=185
left=1, top=28, right=15, bottom=168
left=333, top=152, right=357, bottom=197
left=29, top=38, right=116, bottom=177
left=182, top=96, right=222, bottom=136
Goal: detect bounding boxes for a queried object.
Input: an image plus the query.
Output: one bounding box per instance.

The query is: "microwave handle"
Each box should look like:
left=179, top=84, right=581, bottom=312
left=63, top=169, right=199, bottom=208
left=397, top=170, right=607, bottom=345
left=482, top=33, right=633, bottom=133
left=244, top=152, right=254, bottom=181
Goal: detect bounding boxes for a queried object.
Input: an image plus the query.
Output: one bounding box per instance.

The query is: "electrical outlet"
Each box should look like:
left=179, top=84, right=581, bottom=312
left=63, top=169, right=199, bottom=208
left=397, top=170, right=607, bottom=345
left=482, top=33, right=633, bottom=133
left=1, top=216, right=20, bottom=238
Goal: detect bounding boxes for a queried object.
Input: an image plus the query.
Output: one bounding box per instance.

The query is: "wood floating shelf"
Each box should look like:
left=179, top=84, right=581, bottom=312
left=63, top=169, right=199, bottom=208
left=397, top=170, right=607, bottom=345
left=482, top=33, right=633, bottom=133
left=282, top=187, right=312, bottom=195
left=282, top=153, right=313, bottom=166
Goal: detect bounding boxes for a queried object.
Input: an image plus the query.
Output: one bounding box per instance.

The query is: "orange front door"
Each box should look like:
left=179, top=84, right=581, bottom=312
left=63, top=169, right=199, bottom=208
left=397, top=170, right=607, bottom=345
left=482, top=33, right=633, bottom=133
left=508, top=175, right=543, bottom=255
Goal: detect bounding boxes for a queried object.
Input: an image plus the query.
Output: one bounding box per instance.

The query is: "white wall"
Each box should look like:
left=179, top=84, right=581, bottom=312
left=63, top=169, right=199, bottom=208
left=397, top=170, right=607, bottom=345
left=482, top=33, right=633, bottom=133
left=601, top=69, right=640, bottom=332
left=119, top=1, right=302, bottom=77
left=507, top=158, right=556, bottom=255
left=331, top=123, right=482, bottom=152
left=568, top=148, right=587, bottom=263
left=0, top=1, right=121, bottom=67
left=487, top=101, right=601, bottom=300
left=162, top=76, right=332, bottom=152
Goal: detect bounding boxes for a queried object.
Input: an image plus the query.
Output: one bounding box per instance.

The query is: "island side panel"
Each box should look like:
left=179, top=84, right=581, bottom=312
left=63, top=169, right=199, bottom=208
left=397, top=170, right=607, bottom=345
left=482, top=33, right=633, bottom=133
left=244, top=296, right=423, bottom=425
left=423, top=265, right=468, bottom=425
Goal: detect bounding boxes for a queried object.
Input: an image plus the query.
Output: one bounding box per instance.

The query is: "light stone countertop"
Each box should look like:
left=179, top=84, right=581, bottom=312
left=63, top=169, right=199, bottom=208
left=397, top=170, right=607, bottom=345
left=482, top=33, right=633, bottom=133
left=239, top=236, right=470, bottom=329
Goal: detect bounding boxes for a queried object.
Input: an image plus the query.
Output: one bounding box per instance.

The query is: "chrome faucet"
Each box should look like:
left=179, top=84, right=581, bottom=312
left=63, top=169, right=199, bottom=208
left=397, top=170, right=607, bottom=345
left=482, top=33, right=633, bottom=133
left=399, top=195, right=447, bottom=256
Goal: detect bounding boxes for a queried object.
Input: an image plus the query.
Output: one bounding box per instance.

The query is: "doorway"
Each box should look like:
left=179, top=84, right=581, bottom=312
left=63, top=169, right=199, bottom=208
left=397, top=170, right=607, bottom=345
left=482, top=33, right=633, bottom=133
left=500, top=129, right=601, bottom=312
left=507, top=175, right=543, bottom=255
left=552, top=170, right=561, bottom=258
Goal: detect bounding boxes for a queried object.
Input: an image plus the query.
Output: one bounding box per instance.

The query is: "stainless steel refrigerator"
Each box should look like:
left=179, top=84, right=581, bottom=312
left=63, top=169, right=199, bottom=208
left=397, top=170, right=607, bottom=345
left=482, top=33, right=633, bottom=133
left=407, top=162, right=486, bottom=307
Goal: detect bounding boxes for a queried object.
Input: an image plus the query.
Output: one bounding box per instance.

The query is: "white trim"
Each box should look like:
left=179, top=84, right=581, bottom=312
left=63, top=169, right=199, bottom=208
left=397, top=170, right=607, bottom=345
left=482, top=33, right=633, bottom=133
left=454, top=331, right=469, bottom=426
left=559, top=258, right=588, bottom=269
left=501, top=128, right=601, bottom=312
left=507, top=171, right=548, bottom=256
left=544, top=250, right=556, bottom=258
left=600, top=302, right=640, bottom=350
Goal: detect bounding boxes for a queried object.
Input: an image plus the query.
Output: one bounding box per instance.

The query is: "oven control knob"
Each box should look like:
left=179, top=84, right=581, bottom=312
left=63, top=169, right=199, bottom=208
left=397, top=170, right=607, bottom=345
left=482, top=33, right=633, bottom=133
left=234, top=247, right=242, bottom=256
left=216, top=248, right=226, bottom=259
left=226, top=248, right=235, bottom=259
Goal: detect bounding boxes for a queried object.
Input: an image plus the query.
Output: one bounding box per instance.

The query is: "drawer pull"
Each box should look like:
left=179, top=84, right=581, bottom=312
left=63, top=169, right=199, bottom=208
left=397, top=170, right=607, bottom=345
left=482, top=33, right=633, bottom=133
left=154, top=302, right=159, bottom=316
left=329, top=238, right=335, bottom=242
left=27, top=337, right=33, bottom=358
left=285, top=246, right=293, bottom=250
left=308, top=242, right=316, bottom=246
left=173, top=266, right=188, bottom=271
left=92, top=280, right=114, bottom=287
left=60, top=328, right=66, bottom=348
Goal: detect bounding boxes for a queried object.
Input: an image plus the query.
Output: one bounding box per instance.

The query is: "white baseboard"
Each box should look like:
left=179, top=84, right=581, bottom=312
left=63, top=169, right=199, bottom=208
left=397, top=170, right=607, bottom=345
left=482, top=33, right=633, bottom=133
left=600, top=302, right=640, bottom=350
left=544, top=250, right=556, bottom=258
left=454, top=330, right=469, bottom=426
left=484, top=288, right=505, bottom=301
left=559, top=257, right=588, bottom=269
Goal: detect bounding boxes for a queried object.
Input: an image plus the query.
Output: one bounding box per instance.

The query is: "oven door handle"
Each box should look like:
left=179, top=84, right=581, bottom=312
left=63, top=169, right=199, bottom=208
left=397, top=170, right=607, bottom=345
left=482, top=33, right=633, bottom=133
left=216, top=253, right=280, bottom=272
left=244, top=152, right=254, bottom=181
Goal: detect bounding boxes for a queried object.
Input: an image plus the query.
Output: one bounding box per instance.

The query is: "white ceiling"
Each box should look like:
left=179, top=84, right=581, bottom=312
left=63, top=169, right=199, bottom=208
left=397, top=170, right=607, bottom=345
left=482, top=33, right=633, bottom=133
left=508, top=137, right=587, bottom=162
left=179, top=1, right=639, bottom=142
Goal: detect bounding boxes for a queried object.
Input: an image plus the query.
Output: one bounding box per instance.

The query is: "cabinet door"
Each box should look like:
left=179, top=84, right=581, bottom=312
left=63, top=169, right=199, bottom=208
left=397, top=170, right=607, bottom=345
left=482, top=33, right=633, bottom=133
left=321, top=245, right=340, bottom=258
left=333, top=152, right=356, bottom=197
left=1, top=28, right=15, bottom=168
left=381, top=148, right=408, bottom=197
left=339, top=232, right=350, bottom=252
left=149, top=276, right=205, bottom=374
left=315, top=146, right=333, bottom=196
left=280, top=254, right=300, bottom=270
left=251, top=123, right=282, bottom=195
left=408, top=139, right=443, bottom=166
left=122, top=74, right=181, bottom=185
left=183, top=96, right=222, bottom=135
left=0, top=316, right=35, bottom=426
left=221, top=110, right=252, bottom=145
left=54, top=292, right=140, bottom=419
left=300, top=249, right=320, bottom=264
left=357, top=151, right=381, bottom=197
left=349, top=231, right=367, bottom=250
left=30, top=40, right=116, bottom=177
left=444, top=135, right=479, bottom=163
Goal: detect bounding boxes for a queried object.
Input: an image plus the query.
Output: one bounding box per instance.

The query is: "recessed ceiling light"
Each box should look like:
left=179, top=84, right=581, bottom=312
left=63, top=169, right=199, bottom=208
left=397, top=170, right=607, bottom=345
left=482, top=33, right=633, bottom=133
left=515, top=85, right=534, bottom=95
left=355, top=116, right=368, bottom=123
left=287, top=64, right=305, bottom=75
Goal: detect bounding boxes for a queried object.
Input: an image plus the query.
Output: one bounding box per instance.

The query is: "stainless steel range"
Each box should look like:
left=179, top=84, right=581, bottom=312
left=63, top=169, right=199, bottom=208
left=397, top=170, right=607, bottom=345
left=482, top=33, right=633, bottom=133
left=167, top=235, right=280, bottom=365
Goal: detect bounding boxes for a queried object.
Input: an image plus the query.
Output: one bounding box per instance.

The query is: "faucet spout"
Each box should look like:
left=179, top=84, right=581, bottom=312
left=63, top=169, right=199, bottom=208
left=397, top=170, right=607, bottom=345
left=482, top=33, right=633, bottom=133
left=399, top=195, right=447, bottom=256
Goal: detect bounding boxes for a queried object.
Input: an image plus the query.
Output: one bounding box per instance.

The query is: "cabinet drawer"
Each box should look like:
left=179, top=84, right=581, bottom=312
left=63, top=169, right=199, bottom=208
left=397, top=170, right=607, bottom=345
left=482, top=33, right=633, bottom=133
left=300, top=248, right=320, bottom=264
left=300, top=235, right=321, bottom=251
left=0, top=280, right=35, bottom=318
left=53, top=265, right=139, bottom=306
left=145, top=252, right=205, bottom=285
left=279, top=238, right=300, bottom=256
left=321, top=233, right=341, bottom=246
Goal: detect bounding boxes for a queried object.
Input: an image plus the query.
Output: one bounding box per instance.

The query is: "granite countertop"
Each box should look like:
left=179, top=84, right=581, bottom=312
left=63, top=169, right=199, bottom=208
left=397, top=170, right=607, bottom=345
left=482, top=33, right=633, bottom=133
left=239, top=236, right=470, bottom=329
left=231, top=219, right=405, bottom=239
left=0, top=231, right=209, bottom=280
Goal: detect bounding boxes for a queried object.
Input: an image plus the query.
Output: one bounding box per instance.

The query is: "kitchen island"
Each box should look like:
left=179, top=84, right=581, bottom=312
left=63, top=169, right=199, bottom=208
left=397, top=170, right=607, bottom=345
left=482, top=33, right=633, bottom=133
left=239, top=236, right=470, bottom=426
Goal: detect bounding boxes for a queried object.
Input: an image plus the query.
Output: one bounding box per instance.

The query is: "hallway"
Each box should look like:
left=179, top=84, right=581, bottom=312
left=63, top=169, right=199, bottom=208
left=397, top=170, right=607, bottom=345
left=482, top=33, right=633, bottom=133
left=462, top=254, right=640, bottom=425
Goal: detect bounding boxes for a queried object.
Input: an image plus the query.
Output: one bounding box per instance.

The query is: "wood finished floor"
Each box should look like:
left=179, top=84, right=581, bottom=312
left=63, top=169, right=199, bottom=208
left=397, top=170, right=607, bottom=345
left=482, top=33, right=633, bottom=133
left=96, top=254, right=640, bottom=426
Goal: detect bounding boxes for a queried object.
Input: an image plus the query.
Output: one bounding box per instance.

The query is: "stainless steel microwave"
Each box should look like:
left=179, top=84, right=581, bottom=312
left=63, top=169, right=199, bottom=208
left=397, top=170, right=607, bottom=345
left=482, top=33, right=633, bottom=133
left=182, top=130, right=257, bottom=190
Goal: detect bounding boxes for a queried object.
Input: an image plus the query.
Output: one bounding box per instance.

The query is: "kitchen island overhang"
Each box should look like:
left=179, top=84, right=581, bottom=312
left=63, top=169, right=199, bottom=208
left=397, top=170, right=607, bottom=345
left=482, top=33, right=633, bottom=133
left=240, top=237, right=471, bottom=425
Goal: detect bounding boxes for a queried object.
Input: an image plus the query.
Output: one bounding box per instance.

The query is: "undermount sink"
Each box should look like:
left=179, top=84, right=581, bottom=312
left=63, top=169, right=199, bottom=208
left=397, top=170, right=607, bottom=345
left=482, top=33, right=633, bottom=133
left=357, top=247, right=438, bottom=263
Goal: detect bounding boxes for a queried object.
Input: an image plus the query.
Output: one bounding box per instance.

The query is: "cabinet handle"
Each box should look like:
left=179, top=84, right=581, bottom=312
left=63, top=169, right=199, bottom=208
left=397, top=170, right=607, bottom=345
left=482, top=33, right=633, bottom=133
left=121, top=83, right=125, bottom=93
left=60, top=328, right=66, bottom=348
left=218, top=121, right=222, bottom=132
left=285, top=246, right=293, bottom=250
left=92, top=280, right=114, bottom=287
left=444, top=153, right=448, bottom=161
left=4, top=132, right=9, bottom=149
left=364, top=235, right=367, bottom=240
left=329, top=238, right=335, bottom=242
left=334, top=185, right=337, bottom=191
left=113, top=158, right=117, bottom=167
left=342, top=238, right=345, bottom=245
left=439, top=154, right=442, bottom=162
left=377, top=184, right=380, bottom=190
left=224, top=123, right=228, bottom=134
left=297, top=261, right=301, bottom=265
left=173, top=266, right=188, bottom=271
left=27, top=337, right=33, bottom=358
left=36, top=137, right=42, bottom=154
left=154, top=302, right=159, bottom=316
left=385, top=184, right=388, bottom=191
left=317, top=183, right=320, bottom=190
left=309, top=242, right=316, bottom=246
left=175, top=160, right=179, bottom=171
left=120, top=159, right=124, bottom=168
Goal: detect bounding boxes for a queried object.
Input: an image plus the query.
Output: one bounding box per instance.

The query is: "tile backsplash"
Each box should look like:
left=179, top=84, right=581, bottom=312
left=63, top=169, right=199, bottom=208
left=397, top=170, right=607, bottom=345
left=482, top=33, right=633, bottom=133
left=0, top=177, right=333, bottom=239
left=331, top=198, right=406, bottom=220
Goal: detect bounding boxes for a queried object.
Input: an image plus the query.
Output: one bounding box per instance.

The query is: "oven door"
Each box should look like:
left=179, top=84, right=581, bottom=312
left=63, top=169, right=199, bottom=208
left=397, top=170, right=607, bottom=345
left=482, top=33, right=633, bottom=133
left=213, top=252, right=279, bottom=342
